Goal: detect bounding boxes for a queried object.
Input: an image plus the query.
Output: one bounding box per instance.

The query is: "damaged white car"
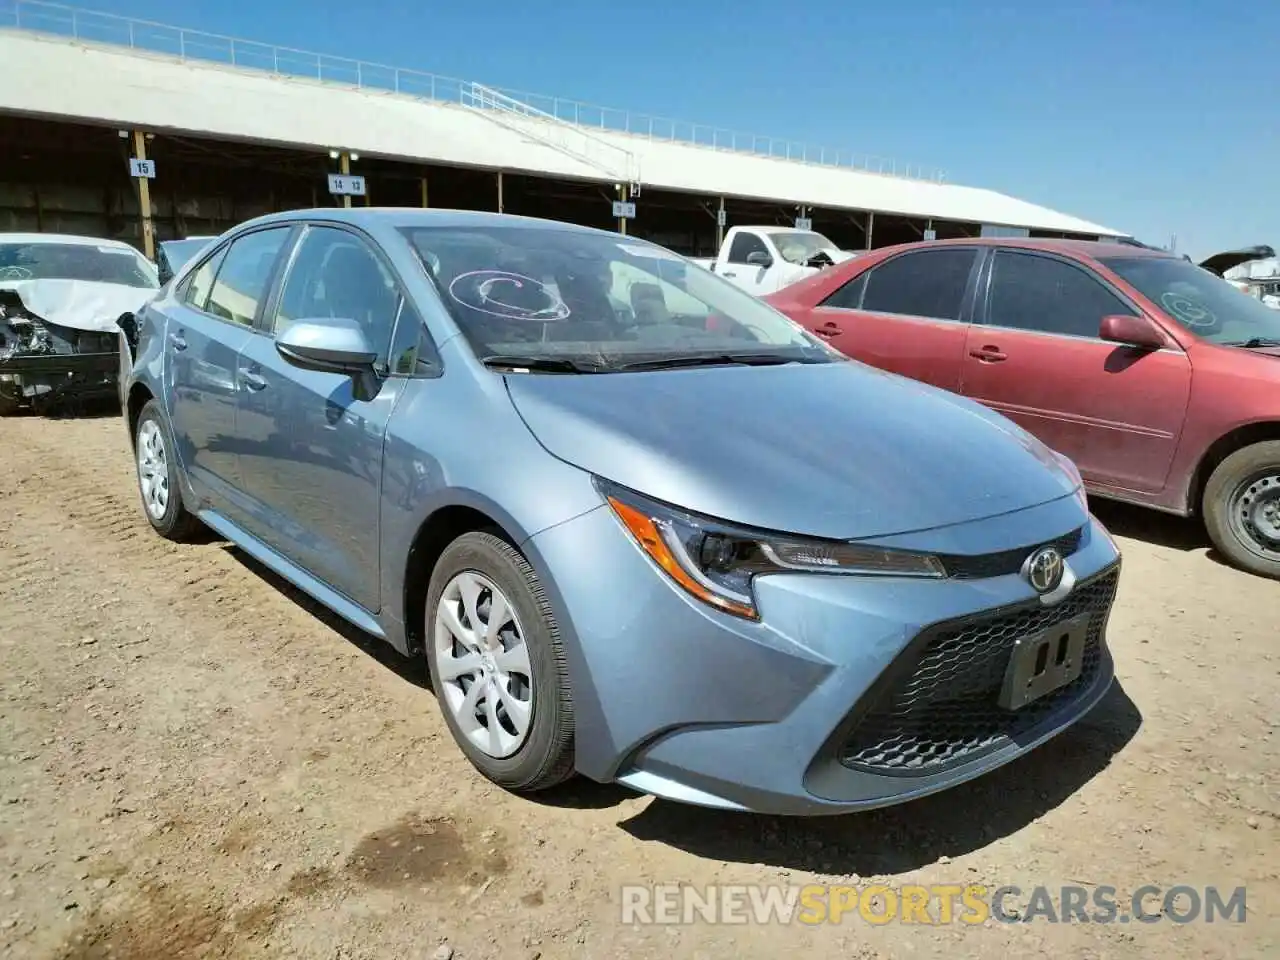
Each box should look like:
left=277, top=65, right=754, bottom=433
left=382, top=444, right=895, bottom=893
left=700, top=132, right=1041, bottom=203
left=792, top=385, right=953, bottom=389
left=0, top=234, right=159, bottom=415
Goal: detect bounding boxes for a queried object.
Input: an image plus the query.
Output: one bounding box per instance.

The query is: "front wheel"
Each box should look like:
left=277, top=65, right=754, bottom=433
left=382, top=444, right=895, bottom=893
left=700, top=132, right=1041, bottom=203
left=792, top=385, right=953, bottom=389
left=424, top=531, right=575, bottom=792
left=1203, top=440, right=1280, bottom=580
left=134, top=399, right=203, bottom=542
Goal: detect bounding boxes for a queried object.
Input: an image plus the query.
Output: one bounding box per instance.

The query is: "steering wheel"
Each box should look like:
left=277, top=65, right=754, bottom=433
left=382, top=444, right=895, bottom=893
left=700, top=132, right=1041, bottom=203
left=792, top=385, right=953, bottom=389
left=0, top=265, right=34, bottom=281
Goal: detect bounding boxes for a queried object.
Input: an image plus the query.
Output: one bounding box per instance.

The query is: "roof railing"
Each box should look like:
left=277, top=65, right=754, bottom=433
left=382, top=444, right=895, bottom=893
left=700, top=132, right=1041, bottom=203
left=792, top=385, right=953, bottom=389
left=0, top=0, right=948, bottom=183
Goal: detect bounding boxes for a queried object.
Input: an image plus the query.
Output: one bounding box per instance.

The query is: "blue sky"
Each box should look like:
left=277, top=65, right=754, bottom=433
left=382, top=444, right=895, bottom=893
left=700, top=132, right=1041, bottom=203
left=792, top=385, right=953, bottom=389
left=81, top=0, right=1277, bottom=259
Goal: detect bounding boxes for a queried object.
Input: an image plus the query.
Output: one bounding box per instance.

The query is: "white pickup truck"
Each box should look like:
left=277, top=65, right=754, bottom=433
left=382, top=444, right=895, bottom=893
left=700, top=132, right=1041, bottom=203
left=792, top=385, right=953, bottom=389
left=690, top=225, right=861, bottom=296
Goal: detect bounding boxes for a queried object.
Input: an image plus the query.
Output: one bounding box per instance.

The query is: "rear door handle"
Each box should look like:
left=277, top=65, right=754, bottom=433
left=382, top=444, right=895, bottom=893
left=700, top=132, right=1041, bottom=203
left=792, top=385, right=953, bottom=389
left=815, top=321, right=843, bottom=338
left=722, top=271, right=737, bottom=278
left=239, top=369, right=267, bottom=391
left=969, top=345, right=1007, bottom=362
left=169, top=332, right=187, bottom=351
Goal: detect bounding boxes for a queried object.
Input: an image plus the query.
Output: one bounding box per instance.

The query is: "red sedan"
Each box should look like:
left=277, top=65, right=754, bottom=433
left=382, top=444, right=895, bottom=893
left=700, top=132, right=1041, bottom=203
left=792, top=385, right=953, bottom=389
left=765, top=238, right=1280, bottom=579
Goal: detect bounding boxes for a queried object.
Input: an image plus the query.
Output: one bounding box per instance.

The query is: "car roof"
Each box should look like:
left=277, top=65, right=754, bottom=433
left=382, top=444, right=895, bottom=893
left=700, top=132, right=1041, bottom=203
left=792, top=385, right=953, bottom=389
left=234, top=206, right=624, bottom=239
left=873, top=235, right=1180, bottom=262
left=0, top=232, right=146, bottom=253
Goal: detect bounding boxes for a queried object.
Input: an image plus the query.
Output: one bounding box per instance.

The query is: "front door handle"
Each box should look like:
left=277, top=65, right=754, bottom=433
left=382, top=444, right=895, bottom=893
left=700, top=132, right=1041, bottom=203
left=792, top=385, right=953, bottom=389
left=721, top=271, right=737, bottom=278
left=239, top=369, right=267, bottom=391
left=815, top=321, right=843, bottom=338
left=969, top=345, right=1008, bottom=362
left=169, top=332, right=187, bottom=351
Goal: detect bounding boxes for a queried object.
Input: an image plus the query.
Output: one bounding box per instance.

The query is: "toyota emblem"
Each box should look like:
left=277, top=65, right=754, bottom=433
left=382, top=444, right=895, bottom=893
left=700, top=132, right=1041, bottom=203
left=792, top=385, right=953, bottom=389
left=1023, top=546, right=1065, bottom=594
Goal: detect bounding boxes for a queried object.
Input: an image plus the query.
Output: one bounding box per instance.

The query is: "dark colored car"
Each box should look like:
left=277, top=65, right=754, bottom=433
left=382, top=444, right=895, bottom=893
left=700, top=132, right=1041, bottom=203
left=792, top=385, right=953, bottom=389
left=766, top=238, right=1280, bottom=579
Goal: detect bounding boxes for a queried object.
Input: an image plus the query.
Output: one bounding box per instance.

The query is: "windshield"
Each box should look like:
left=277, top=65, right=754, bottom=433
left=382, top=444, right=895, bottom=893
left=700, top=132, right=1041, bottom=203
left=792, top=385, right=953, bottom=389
left=1100, top=256, right=1280, bottom=345
left=401, top=225, right=836, bottom=370
left=767, top=230, right=839, bottom=265
left=0, top=241, right=158, bottom=289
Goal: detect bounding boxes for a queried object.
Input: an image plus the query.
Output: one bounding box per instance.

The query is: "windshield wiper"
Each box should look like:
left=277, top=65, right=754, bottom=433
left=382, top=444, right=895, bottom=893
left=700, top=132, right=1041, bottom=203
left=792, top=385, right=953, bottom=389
left=615, top=352, right=819, bottom=372
left=1224, top=337, right=1280, bottom=348
left=480, top=355, right=604, bottom=374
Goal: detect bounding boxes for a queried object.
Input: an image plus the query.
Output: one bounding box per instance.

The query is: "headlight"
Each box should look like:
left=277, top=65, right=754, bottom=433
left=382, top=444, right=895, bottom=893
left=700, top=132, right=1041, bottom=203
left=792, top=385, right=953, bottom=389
left=597, top=479, right=945, bottom=621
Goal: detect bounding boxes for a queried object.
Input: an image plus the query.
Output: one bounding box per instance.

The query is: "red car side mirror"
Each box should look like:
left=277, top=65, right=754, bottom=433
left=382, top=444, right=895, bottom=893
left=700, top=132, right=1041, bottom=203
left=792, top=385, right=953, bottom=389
left=1099, top=314, right=1166, bottom=350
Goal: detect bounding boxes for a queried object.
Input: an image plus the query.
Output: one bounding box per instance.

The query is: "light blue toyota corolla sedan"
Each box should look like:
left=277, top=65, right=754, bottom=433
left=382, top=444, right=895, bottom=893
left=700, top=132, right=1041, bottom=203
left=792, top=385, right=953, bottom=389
left=121, top=208, right=1122, bottom=816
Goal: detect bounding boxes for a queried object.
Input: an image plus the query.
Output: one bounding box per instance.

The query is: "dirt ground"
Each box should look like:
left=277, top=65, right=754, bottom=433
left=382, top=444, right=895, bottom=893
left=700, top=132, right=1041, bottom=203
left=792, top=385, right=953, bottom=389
left=0, top=410, right=1276, bottom=960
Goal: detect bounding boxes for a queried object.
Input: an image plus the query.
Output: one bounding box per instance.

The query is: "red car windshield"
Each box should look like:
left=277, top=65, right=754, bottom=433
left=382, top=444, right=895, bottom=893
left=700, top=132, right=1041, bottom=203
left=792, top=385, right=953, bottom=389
left=1101, top=256, right=1280, bottom=346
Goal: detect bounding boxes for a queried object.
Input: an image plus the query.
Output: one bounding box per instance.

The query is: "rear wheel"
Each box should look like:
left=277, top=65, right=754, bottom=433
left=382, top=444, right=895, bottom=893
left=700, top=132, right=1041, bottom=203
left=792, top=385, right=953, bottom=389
left=1203, top=440, right=1280, bottom=580
left=134, top=399, right=203, bottom=542
left=424, top=531, right=575, bottom=792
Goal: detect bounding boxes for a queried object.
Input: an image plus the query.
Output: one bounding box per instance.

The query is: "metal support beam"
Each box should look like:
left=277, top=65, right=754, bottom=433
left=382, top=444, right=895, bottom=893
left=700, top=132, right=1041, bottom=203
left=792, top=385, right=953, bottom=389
left=496, top=171, right=504, bottom=213
left=339, top=152, right=352, bottom=208
left=131, top=130, right=155, bottom=261
left=618, top=182, right=629, bottom=236
left=866, top=211, right=876, bottom=249
left=420, top=175, right=429, bottom=208
left=716, top=196, right=726, bottom=249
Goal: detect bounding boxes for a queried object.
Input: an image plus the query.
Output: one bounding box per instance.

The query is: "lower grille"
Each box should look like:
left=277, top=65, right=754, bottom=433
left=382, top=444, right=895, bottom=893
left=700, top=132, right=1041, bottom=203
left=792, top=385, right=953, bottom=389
left=839, top=568, right=1119, bottom=775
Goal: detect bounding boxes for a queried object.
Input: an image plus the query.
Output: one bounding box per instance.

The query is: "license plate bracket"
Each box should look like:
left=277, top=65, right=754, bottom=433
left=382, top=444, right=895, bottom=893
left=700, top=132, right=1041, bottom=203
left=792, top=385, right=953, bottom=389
left=998, top=613, right=1091, bottom=710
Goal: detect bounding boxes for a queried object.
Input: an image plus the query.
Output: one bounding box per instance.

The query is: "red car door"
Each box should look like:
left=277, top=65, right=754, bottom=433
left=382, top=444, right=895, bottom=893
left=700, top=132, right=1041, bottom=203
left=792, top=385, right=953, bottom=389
left=960, top=247, right=1192, bottom=495
left=788, top=247, right=981, bottom=392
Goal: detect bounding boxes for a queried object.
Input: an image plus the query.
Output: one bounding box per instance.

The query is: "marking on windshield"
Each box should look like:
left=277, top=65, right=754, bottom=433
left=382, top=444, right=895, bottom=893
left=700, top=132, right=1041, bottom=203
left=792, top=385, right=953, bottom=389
left=1161, top=291, right=1217, bottom=329
left=447, top=270, right=572, bottom=322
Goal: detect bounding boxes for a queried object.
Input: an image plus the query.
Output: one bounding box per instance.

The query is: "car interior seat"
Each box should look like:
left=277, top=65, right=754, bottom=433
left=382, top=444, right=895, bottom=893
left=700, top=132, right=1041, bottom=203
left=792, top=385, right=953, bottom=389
left=630, top=282, right=670, bottom=326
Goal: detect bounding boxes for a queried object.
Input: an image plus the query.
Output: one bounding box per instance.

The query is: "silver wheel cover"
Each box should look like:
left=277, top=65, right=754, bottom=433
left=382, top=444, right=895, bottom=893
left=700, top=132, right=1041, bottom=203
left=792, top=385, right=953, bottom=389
left=432, top=571, right=534, bottom=759
left=137, top=419, right=170, bottom=521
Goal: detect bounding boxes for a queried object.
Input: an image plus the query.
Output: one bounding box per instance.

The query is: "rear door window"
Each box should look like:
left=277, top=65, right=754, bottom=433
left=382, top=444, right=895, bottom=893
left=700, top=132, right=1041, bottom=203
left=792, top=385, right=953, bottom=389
left=861, top=248, right=977, bottom=321
left=821, top=272, right=868, bottom=309
left=182, top=246, right=227, bottom=312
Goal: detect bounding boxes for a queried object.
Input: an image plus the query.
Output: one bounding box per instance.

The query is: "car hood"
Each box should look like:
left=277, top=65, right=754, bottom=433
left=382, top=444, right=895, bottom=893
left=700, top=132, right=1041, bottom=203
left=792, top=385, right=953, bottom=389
left=0, top=279, right=157, bottom=333
left=504, top=361, right=1078, bottom=540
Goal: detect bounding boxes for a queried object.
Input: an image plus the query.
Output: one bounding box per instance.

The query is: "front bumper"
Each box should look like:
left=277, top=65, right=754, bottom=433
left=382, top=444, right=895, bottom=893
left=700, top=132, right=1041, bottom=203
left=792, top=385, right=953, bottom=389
left=526, top=493, right=1121, bottom=816
left=0, top=351, right=120, bottom=407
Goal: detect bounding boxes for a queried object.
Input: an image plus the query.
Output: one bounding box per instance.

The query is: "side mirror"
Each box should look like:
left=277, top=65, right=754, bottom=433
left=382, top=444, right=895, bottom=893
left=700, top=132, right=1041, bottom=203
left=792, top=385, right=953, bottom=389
left=746, top=250, right=773, bottom=268
left=1099, top=314, right=1166, bottom=350
left=276, top=318, right=377, bottom=374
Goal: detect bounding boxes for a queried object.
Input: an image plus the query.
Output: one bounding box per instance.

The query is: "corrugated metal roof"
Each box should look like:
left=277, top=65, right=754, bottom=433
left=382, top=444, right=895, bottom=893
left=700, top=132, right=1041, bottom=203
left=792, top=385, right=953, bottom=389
left=0, top=29, right=1122, bottom=237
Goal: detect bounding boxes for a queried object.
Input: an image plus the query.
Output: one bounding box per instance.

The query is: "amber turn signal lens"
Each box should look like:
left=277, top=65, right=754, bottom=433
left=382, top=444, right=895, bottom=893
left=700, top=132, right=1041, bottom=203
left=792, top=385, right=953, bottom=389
left=607, top=496, right=759, bottom=620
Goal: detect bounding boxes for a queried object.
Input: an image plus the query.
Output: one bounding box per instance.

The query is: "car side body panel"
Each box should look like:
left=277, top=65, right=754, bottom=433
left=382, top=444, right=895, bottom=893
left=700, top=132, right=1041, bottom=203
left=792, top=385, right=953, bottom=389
left=770, top=238, right=1280, bottom=517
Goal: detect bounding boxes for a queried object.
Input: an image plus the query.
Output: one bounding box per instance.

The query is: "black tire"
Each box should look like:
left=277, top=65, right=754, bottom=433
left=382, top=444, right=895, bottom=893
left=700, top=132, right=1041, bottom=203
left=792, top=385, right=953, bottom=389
left=1203, top=440, right=1280, bottom=580
left=424, top=531, right=575, bottom=792
left=134, top=399, right=204, bottom=542
left=0, top=378, right=23, bottom=417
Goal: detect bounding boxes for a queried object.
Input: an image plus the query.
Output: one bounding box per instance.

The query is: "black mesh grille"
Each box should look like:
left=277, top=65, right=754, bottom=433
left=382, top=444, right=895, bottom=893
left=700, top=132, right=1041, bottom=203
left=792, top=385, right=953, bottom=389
left=839, top=568, right=1119, bottom=775
left=938, top=526, right=1085, bottom=580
